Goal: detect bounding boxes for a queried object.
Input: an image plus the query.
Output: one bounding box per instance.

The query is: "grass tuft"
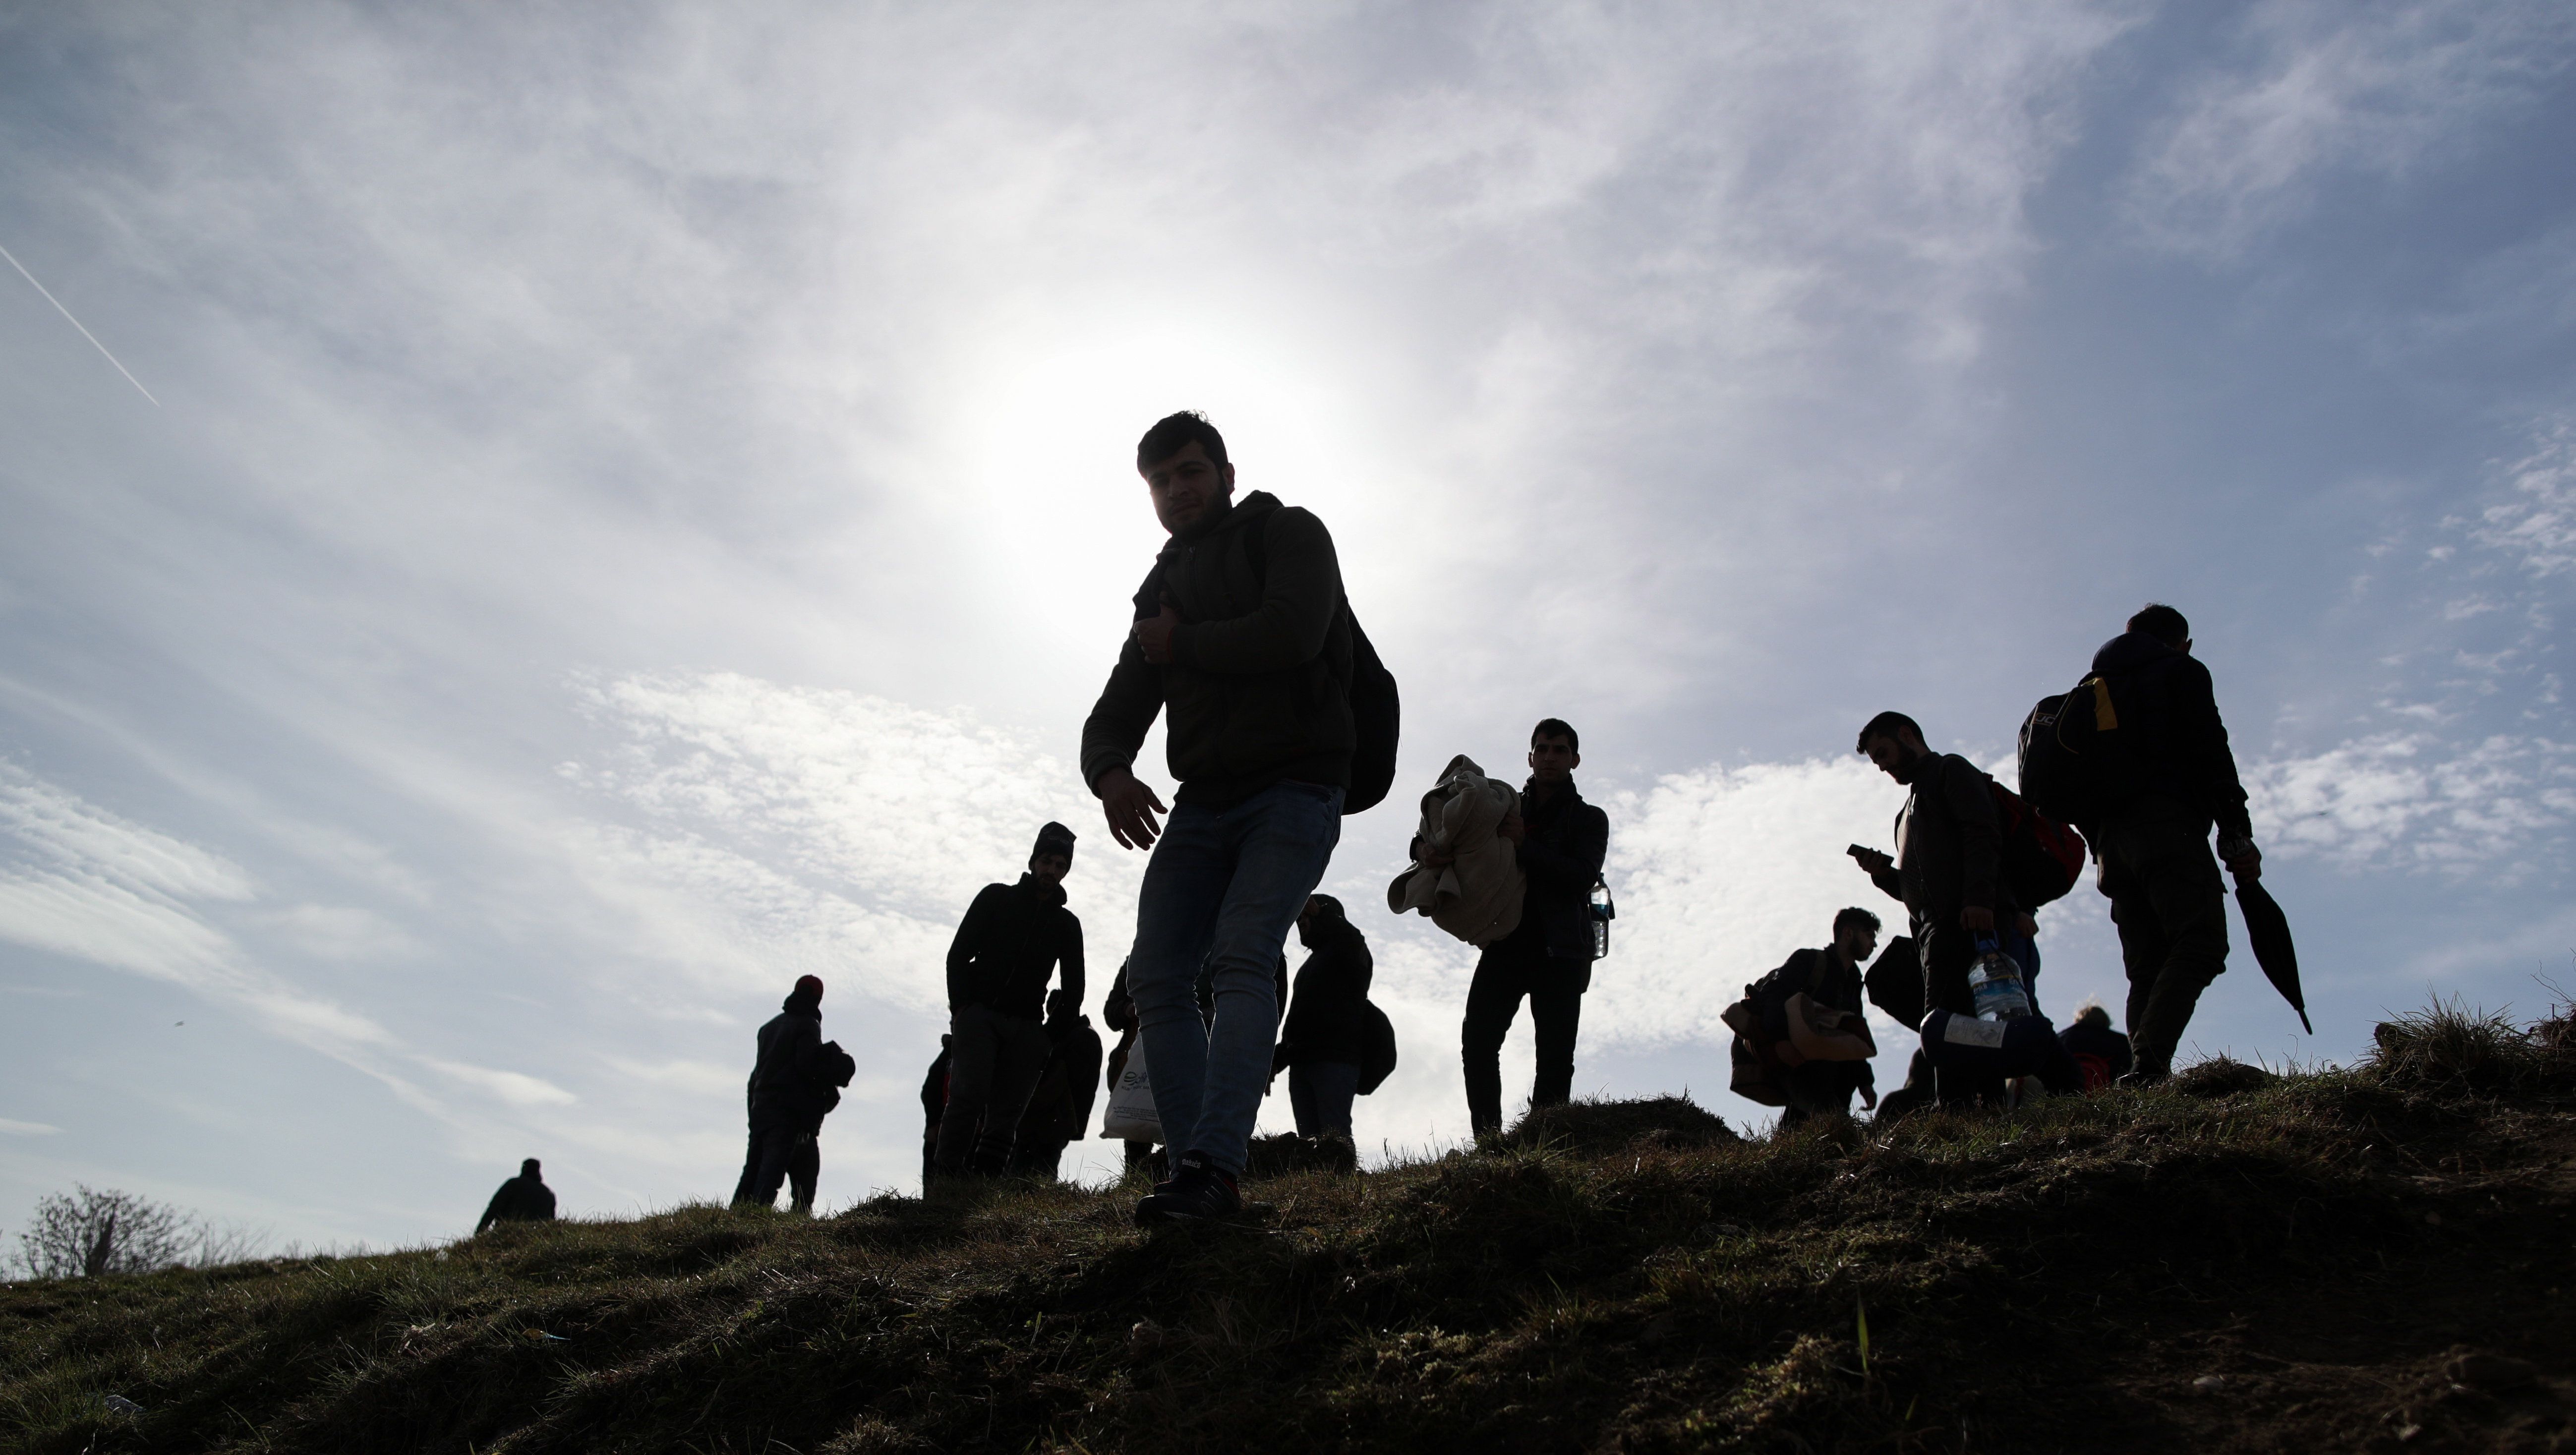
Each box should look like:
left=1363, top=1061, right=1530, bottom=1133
left=2365, top=995, right=2546, bottom=1094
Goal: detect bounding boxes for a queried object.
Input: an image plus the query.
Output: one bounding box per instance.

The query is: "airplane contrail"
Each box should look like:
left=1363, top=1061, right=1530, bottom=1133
left=0, top=240, right=160, bottom=407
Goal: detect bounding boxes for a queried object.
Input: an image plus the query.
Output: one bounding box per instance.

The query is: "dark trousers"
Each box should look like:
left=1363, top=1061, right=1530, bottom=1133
left=1914, top=920, right=2000, bottom=1107
left=1772, top=1061, right=1875, bottom=1128
left=933, top=1005, right=1053, bottom=1175
left=732, top=1124, right=818, bottom=1211
left=1778, top=1060, right=1870, bottom=1126
left=1288, top=1059, right=1361, bottom=1140
left=2099, top=803, right=2228, bottom=1075
left=1462, top=938, right=1589, bottom=1135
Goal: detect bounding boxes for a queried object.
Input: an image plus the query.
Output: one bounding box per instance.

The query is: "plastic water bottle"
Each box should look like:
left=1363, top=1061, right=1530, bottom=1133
left=1967, top=936, right=2031, bottom=1021
left=1588, top=878, right=1616, bottom=959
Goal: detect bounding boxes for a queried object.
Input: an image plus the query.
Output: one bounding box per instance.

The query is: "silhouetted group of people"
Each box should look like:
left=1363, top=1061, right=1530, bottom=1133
left=476, top=413, right=2268, bottom=1231
left=1728, top=601, right=2259, bottom=1120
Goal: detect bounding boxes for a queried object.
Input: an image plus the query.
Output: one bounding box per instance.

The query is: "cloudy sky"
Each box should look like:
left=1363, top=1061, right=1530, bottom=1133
left=3, top=1, right=2571, bottom=1251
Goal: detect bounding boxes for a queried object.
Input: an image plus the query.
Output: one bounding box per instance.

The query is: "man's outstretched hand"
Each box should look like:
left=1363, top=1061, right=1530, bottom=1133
left=1847, top=846, right=1894, bottom=877
left=1098, top=767, right=1170, bottom=850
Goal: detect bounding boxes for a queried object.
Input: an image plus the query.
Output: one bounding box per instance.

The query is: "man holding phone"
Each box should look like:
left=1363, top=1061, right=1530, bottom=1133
left=1850, top=711, right=2018, bottom=1107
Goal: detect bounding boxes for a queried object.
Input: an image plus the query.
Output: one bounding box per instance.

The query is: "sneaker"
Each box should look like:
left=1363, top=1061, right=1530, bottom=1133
left=1131, top=1151, right=1241, bottom=1225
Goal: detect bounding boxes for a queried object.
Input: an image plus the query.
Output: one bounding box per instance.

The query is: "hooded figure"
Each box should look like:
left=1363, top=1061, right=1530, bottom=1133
left=475, top=1158, right=557, bottom=1233
left=932, top=823, right=1086, bottom=1178
left=1273, top=894, right=1375, bottom=1142
left=733, top=976, right=851, bottom=1212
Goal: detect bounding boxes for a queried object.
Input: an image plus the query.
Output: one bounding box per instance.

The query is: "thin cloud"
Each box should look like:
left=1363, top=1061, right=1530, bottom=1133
left=419, top=1058, right=579, bottom=1108
left=2247, top=732, right=2576, bottom=877
left=0, top=240, right=159, bottom=405
left=2123, top=0, right=2576, bottom=257
left=568, top=671, right=1146, bottom=1011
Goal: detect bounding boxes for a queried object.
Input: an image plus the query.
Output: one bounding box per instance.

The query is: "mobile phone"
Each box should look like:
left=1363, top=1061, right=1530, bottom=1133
left=1846, top=843, right=1872, bottom=858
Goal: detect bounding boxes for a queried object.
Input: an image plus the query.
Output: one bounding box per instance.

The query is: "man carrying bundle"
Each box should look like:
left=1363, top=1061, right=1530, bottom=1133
left=1729, top=908, right=1882, bottom=1125
left=1455, top=719, right=1610, bottom=1136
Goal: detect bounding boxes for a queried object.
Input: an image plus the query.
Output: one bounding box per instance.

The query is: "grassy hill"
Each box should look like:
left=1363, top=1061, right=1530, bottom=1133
left=5, top=1001, right=2573, bottom=1454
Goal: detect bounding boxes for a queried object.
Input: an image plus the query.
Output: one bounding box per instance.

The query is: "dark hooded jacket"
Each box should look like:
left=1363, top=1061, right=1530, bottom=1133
left=2088, top=632, right=2254, bottom=841
left=1506, top=776, right=1610, bottom=962
left=1080, top=490, right=1355, bottom=808
left=747, top=991, right=827, bottom=1131
left=475, top=1171, right=555, bottom=1232
left=947, top=874, right=1085, bottom=1022
left=1866, top=753, right=2009, bottom=922
left=1277, top=899, right=1374, bottom=1069
left=2059, top=1011, right=2134, bottom=1082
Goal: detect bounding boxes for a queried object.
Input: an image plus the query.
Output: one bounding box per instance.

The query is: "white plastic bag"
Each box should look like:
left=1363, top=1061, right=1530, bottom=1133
left=1099, top=1035, right=1162, bottom=1142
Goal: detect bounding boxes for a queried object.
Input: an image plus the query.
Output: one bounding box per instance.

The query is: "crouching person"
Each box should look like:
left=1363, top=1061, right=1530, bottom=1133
left=933, top=823, right=1085, bottom=1181
left=1726, top=908, right=1881, bottom=1126
left=1273, top=895, right=1372, bottom=1146
left=2059, top=1000, right=2134, bottom=1091
left=1919, top=1003, right=2083, bottom=1103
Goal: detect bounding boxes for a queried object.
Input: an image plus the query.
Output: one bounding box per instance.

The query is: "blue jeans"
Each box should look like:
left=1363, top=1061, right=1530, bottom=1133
left=1288, top=1060, right=1360, bottom=1140
left=1129, top=780, right=1344, bottom=1177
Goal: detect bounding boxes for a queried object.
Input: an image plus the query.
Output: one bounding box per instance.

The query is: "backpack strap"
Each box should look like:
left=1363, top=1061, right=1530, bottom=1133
left=1242, top=500, right=1271, bottom=579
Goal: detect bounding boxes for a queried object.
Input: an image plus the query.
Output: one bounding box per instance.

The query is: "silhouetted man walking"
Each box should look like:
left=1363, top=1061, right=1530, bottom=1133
left=1458, top=718, right=1608, bottom=1134
left=932, top=822, right=1085, bottom=1179
left=1081, top=410, right=1355, bottom=1222
left=475, top=1158, right=556, bottom=1233
left=2087, top=603, right=2258, bottom=1084
left=733, top=975, right=846, bottom=1212
left=1851, top=711, right=2016, bottom=1106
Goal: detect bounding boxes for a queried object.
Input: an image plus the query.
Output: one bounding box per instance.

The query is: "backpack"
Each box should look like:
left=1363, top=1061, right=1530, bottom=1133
left=1243, top=508, right=1402, bottom=815
left=2017, top=672, right=2131, bottom=830
left=1986, top=779, right=2086, bottom=908
left=1356, top=1001, right=1399, bottom=1096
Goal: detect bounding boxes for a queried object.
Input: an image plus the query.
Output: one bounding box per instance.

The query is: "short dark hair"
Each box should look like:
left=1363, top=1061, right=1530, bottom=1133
left=1855, top=711, right=1922, bottom=755
left=1136, top=410, right=1229, bottom=473
left=1531, top=718, right=1579, bottom=754
left=1832, top=907, right=1881, bottom=938
left=2128, top=602, right=2189, bottom=646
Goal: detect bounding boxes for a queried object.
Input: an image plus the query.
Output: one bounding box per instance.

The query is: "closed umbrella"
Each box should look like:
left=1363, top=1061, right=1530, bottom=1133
left=2235, top=875, right=2311, bottom=1035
